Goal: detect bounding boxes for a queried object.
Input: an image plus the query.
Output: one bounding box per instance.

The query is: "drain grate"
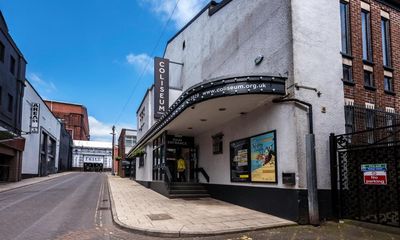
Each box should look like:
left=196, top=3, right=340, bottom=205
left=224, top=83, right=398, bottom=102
left=98, top=206, right=109, bottom=210
left=147, top=214, right=173, bottom=221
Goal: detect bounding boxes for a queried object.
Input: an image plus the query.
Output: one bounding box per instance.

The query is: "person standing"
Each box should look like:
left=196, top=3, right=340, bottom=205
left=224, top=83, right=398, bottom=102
left=177, top=156, right=186, bottom=182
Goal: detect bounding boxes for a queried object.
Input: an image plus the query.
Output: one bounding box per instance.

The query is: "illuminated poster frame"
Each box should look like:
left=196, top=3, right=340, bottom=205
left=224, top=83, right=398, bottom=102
left=230, top=130, right=277, bottom=183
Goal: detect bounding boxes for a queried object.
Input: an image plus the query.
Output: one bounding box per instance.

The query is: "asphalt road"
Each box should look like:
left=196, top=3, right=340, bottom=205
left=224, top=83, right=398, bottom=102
left=0, top=173, right=398, bottom=240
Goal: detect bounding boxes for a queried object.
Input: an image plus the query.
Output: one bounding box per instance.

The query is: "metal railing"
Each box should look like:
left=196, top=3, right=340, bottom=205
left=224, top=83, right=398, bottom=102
left=345, top=105, right=400, bottom=133
left=195, top=168, right=210, bottom=183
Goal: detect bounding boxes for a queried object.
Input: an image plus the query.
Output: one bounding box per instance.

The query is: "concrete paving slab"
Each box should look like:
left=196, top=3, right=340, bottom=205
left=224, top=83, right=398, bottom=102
left=108, top=175, right=296, bottom=237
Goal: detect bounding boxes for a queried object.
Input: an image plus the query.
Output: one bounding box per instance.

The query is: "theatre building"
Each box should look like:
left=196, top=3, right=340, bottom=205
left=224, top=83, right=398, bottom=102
left=128, top=0, right=399, bottom=224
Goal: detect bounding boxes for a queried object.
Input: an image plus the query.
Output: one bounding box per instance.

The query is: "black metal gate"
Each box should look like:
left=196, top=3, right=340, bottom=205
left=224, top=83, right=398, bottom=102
left=330, top=125, right=400, bottom=227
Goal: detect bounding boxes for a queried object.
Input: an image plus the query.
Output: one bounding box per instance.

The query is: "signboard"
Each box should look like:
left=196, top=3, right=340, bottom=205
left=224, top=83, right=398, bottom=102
left=167, top=135, right=194, bottom=147
left=250, top=131, right=277, bottom=183
left=230, top=138, right=250, bottom=182
left=84, top=156, right=104, bottom=163
left=154, top=57, right=169, bottom=119
left=361, top=163, right=387, bottom=185
left=30, top=103, right=40, bottom=134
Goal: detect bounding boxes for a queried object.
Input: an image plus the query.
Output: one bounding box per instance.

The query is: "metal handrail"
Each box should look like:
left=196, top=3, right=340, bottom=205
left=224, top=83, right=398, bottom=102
left=195, top=167, right=210, bottom=183
left=163, top=165, right=173, bottom=183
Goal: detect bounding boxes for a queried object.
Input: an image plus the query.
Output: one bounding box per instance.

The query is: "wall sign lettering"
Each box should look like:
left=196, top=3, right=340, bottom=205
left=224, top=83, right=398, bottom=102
left=30, top=103, right=40, bottom=134
left=154, top=57, right=169, bottom=119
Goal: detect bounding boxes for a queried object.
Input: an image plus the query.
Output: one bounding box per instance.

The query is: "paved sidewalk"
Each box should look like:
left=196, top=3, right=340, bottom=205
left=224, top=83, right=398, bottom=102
left=0, top=171, right=74, bottom=193
left=108, top=176, right=296, bottom=237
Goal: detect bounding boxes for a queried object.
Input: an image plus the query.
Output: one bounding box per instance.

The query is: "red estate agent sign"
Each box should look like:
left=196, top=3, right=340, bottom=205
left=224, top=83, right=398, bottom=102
left=361, top=164, right=387, bottom=185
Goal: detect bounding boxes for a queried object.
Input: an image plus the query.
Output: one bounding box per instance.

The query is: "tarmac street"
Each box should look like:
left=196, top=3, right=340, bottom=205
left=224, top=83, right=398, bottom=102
left=0, top=172, right=399, bottom=240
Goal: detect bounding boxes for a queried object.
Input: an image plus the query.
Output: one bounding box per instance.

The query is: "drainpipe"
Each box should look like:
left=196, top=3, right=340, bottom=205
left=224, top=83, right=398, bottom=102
left=272, top=97, right=319, bottom=226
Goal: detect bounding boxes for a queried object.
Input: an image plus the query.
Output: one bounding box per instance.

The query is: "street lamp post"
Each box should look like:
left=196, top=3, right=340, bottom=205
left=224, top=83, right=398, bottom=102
left=111, top=125, right=115, bottom=175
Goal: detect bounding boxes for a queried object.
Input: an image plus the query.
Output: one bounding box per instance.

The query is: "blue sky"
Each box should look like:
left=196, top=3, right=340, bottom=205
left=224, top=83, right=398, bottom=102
left=0, top=0, right=209, bottom=141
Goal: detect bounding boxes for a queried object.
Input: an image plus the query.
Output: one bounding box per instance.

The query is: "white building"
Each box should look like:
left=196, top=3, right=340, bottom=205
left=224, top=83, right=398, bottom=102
left=128, top=0, right=345, bottom=224
left=72, top=140, right=112, bottom=170
left=21, top=80, right=61, bottom=177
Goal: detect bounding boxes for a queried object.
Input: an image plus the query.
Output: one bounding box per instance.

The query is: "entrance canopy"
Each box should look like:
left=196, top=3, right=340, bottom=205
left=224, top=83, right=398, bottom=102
left=128, top=75, right=286, bottom=158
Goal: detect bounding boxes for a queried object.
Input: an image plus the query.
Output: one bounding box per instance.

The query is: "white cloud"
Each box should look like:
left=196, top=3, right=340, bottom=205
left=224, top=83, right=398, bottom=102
left=28, top=73, right=57, bottom=94
left=89, top=116, right=135, bottom=143
left=126, top=53, right=153, bottom=74
left=140, top=0, right=208, bottom=29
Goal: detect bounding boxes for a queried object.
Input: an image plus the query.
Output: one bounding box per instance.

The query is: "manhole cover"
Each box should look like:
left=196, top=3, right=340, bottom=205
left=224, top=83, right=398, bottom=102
left=147, top=214, right=173, bottom=221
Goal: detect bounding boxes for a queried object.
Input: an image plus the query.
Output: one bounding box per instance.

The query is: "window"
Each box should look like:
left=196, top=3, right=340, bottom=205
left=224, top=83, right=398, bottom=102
left=10, top=55, right=16, bottom=74
left=7, top=94, right=13, bottom=113
left=381, top=17, right=391, bottom=67
left=340, top=1, right=351, bottom=54
left=364, top=70, right=374, bottom=87
left=344, top=106, right=354, bottom=133
left=342, top=65, right=353, bottom=82
left=125, top=135, right=137, bottom=149
left=365, top=103, right=375, bottom=143
left=0, top=41, right=4, bottom=62
left=384, top=76, right=393, bottom=92
left=366, top=108, right=375, bottom=143
left=212, top=133, right=223, bottom=154
left=361, top=10, right=372, bottom=61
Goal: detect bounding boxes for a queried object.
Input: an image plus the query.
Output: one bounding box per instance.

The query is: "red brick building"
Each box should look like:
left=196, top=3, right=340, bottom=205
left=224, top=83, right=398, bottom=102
left=44, top=100, right=90, bottom=140
left=340, top=0, right=400, bottom=131
left=117, top=129, right=137, bottom=177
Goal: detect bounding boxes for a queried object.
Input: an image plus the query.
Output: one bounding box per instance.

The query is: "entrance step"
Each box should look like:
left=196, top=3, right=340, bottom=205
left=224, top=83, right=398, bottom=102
left=168, top=182, right=210, bottom=198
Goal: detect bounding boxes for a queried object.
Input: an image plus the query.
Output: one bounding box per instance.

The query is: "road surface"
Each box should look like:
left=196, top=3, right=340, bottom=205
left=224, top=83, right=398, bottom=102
left=0, top=172, right=397, bottom=240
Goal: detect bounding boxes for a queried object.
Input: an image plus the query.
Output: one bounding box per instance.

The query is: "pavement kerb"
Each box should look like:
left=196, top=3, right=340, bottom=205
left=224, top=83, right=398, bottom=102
left=107, top=176, right=297, bottom=238
left=0, top=171, right=75, bottom=194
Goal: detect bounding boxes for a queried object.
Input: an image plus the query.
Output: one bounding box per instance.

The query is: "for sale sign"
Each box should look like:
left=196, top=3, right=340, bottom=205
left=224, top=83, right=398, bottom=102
left=361, top=164, right=387, bottom=185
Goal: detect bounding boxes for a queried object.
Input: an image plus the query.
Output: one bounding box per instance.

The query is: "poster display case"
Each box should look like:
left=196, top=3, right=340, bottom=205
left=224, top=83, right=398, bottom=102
left=230, top=130, right=277, bottom=183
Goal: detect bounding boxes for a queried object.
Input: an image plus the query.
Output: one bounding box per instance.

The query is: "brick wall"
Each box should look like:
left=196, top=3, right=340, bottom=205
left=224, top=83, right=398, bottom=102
left=343, top=0, right=400, bottom=111
left=44, top=101, right=90, bottom=140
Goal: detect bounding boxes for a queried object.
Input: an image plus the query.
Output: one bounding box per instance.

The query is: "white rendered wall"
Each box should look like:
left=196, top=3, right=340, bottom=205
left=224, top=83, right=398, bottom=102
left=137, top=87, right=156, bottom=141
left=135, top=143, right=153, bottom=181
left=21, top=82, right=61, bottom=175
left=165, top=0, right=293, bottom=90
left=291, top=0, right=345, bottom=189
left=197, top=102, right=298, bottom=188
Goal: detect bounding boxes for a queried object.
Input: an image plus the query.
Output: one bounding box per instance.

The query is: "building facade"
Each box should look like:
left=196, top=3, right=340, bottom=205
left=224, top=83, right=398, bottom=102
left=44, top=100, right=90, bottom=140
left=72, top=140, right=112, bottom=171
left=128, top=0, right=399, bottom=224
left=21, top=81, right=65, bottom=177
left=0, top=11, right=26, bottom=182
left=117, top=129, right=137, bottom=177
left=340, top=0, right=400, bottom=131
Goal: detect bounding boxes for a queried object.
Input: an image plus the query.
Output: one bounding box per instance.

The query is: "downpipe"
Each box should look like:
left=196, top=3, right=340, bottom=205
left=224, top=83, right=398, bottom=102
left=272, top=97, right=320, bottom=226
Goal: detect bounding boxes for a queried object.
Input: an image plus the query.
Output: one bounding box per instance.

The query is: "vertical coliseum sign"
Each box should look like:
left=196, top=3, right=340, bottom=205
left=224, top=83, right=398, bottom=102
left=154, top=57, right=169, bottom=119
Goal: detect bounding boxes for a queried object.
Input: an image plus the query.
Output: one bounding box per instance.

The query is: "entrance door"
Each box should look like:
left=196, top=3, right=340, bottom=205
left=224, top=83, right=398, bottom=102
left=177, top=147, right=197, bottom=183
